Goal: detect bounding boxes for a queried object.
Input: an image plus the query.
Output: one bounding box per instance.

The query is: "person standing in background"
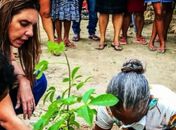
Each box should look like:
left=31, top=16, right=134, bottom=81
left=51, top=0, right=79, bottom=48
left=120, top=0, right=147, bottom=45
left=145, top=0, right=174, bottom=53
left=72, top=0, right=100, bottom=42
left=96, top=0, right=127, bottom=50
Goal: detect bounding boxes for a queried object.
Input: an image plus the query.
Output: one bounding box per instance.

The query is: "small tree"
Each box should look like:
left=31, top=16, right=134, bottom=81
left=33, top=42, right=119, bottom=130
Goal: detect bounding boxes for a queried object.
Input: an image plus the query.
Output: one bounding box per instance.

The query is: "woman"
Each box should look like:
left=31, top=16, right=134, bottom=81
left=94, top=59, right=176, bottom=130
left=0, top=53, right=31, bottom=130
left=0, top=0, right=47, bottom=128
left=51, top=0, right=79, bottom=48
left=96, top=0, right=127, bottom=50
left=145, top=0, right=174, bottom=53
left=121, top=0, right=147, bottom=45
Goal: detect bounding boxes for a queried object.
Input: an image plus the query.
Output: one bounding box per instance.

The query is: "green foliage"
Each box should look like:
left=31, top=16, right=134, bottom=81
left=90, top=94, right=119, bottom=106
left=33, top=42, right=119, bottom=130
left=34, top=60, right=48, bottom=79
left=48, top=41, right=65, bottom=56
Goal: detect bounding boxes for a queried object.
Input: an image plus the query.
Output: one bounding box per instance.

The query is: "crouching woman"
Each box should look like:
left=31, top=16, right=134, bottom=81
left=94, top=59, right=176, bottom=130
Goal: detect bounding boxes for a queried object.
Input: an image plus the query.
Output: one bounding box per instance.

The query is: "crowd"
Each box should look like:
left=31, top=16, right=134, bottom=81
left=0, top=0, right=176, bottom=130
left=40, top=0, right=176, bottom=53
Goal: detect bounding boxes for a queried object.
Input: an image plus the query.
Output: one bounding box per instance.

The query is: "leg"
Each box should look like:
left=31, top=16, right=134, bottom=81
left=64, top=20, right=76, bottom=48
left=112, top=14, right=123, bottom=44
left=87, top=0, right=99, bottom=40
left=72, top=0, right=83, bottom=40
left=153, top=2, right=165, bottom=52
left=98, top=13, right=109, bottom=49
left=148, top=20, right=157, bottom=50
left=55, top=19, right=62, bottom=43
left=134, top=12, right=147, bottom=45
left=121, top=12, right=131, bottom=44
left=52, top=19, right=57, bottom=39
left=163, top=2, right=175, bottom=41
left=135, top=12, right=144, bottom=38
left=39, top=0, right=54, bottom=42
left=9, top=74, right=47, bottom=115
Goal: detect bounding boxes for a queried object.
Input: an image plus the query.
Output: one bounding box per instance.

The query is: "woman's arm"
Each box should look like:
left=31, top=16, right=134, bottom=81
left=11, top=59, right=35, bottom=119
left=0, top=94, right=31, bottom=130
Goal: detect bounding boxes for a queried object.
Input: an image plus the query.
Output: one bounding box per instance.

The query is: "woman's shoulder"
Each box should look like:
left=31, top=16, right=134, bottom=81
left=146, top=84, right=176, bottom=129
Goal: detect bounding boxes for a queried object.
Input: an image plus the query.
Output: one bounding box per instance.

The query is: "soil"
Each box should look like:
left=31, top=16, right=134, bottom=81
left=27, top=18, right=176, bottom=130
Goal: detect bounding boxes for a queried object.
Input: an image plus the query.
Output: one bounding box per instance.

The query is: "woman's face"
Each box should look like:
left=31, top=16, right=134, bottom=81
left=8, top=8, right=38, bottom=48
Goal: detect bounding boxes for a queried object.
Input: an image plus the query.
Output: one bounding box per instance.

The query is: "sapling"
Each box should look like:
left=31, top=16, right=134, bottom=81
left=33, top=42, right=119, bottom=130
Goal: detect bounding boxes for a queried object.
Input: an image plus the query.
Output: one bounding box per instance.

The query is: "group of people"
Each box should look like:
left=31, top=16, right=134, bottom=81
left=0, top=0, right=176, bottom=130
left=40, top=0, right=175, bottom=53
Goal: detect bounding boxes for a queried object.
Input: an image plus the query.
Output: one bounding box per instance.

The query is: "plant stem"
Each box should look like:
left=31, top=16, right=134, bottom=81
left=63, top=52, right=71, bottom=129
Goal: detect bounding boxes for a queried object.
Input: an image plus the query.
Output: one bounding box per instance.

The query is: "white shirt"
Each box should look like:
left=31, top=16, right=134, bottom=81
left=95, top=84, right=176, bottom=130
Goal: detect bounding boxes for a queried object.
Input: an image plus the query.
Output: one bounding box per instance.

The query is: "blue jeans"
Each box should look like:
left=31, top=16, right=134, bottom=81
left=10, top=74, right=47, bottom=114
left=72, top=0, right=98, bottom=35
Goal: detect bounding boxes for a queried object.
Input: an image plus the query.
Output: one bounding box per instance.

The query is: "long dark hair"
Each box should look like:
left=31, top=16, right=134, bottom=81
left=0, top=52, right=16, bottom=101
left=0, top=0, right=40, bottom=85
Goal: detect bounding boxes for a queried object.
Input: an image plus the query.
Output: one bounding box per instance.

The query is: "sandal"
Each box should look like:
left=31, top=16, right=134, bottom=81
left=148, top=45, right=157, bottom=51
left=72, top=34, right=80, bottom=42
left=96, top=44, right=107, bottom=50
left=134, top=36, right=147, bottom=45
left=120, top=36, right=127, bottom=45
left=157, top=48, right=166, bottom=53
left=64, top=40, right=76, bottom=49
left=111, top=43, right=123, bottom=51
left=89, top=34, right=100, bottom=41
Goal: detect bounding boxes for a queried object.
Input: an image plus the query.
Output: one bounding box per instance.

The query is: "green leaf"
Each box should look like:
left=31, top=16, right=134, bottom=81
left=61, top=88, right=69, bottom=98
left=84, top=76, right=92, bottom=83
left=43, top=92, right=51, bottom=104
left=71, top=66, right=80, bottom=79
left=49, top=92, right=55, bottom=102
left=33, top=118, right=45, bottom=130
left=43, top=86, right=56, bottom=104
left=75, top=75, right=82, bottom=79
left=48, top=119, right=65, bottom=130
left=35, top=71, right=43, bottom=79
left=76, top=82, right=84, bottom=90
left=33, top=101, right=59, bottom=130
left=82, top=89, right=95, bottom=104
left=34, top=60, right=48, bottom=79
left=63, top=77, right=70, bottom=82
left=70, top=120, right=80, bottom=128
left=76, top=105, right=94, bottom=126
left=90, top=94, right=119, bottom=106
left=35, top=60, right=48, bottom=71
left=62, top=96, right=78, bottom=105
left=47, top=41, right=65, bottom=56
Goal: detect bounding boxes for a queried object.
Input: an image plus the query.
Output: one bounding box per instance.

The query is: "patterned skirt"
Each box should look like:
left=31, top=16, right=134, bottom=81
left=51, top=0, right=80, bottom=22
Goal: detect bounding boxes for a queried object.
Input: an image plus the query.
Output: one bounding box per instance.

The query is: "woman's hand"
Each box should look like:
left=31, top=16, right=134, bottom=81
left=0, top=95, right=32, bottom=130
left=15, top=75, right=36, bottom=119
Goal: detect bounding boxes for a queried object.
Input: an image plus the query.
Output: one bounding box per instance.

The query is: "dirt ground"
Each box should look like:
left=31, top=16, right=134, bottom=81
left=28, top=18, right=176, bottom=130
